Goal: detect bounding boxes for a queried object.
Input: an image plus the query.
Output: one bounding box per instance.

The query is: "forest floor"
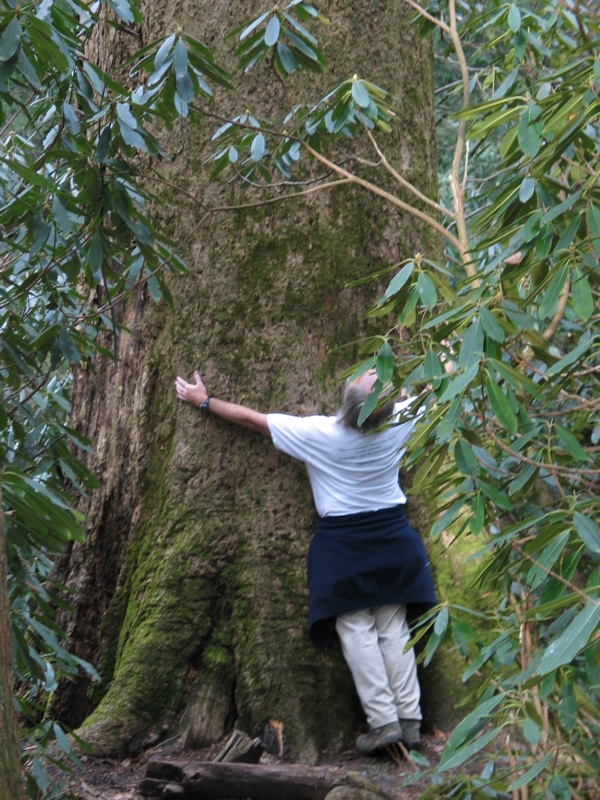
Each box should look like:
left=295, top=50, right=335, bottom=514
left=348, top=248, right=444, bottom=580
left=51, top=728, right=450, bottom=799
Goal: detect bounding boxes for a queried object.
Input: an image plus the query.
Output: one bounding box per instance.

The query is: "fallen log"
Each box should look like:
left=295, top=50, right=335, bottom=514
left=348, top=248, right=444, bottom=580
left=140, top=759, right=389, bottom=800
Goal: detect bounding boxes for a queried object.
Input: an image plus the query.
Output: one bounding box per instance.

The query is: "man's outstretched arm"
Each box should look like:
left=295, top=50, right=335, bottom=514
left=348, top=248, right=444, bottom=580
left=175, top=371, right=271, bottom=437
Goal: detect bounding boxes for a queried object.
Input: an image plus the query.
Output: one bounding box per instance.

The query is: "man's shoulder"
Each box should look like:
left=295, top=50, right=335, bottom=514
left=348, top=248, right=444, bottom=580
left=267, top=411, right=335, bottom=435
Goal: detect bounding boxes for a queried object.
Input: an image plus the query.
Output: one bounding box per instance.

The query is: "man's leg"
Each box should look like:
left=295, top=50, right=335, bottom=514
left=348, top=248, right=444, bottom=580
left=336, top=608, right=398, bottom=728
left=335, top=608, right=403, bottom=753
left=373, top=604, right=421, bottom=746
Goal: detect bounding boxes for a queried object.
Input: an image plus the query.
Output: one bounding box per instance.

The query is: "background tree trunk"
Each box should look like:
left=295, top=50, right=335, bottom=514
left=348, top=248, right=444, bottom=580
left=1, top=494, right=25, bottom=800
left=52, top=0, right=449, bottom=761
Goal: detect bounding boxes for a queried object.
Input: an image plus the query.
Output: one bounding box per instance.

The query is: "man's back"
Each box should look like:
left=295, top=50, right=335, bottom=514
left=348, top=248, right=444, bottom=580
left=267, top=401, right=418, bottom=517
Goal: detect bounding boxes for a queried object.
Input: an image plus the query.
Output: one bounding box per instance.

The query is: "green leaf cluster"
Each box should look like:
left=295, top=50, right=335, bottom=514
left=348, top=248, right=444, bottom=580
left=210, top=73, right=395, bottom=182
left=130, top=32, right=231, bottom=120
left=228, top=1, right=328, bottom=77
left=208, top=3, right=393, bottom=182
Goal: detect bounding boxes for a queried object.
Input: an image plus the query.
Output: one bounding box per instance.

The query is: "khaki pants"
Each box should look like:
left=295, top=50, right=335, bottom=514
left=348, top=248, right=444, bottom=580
left=335, top=604, right=421, bottom=729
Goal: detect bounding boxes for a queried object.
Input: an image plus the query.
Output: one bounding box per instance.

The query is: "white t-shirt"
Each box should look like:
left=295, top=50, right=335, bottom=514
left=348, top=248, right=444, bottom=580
left=267, top=399, right=421, bottom=518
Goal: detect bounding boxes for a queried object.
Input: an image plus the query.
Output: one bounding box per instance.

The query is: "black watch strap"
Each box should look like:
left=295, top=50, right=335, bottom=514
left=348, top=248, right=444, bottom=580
left=200, top=396, right=211, bottom=411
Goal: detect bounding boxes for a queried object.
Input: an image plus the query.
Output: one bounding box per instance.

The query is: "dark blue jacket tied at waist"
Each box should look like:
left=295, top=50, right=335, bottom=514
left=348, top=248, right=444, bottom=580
left=307, top=504, right=437, bottom=650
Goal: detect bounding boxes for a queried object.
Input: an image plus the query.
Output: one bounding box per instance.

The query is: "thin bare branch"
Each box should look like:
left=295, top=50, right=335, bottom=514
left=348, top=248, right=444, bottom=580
left=360, top=117, right=454, bottom=217
left=513, top=545, right=600, bottom=610
left=401, top=0, right=451, bottom=34
left=207, top=178, right=353, bottom=212
left=0, top=96, right=35, bottom=139
left=150, top=172, right=211, bottom=212
left=542, top=271, right=571, bottom=341
left=301, top=140, right=465, bottom=253
left=536, top=398, right=600, bottom=416
left=482, top=422, right=599, bottom=477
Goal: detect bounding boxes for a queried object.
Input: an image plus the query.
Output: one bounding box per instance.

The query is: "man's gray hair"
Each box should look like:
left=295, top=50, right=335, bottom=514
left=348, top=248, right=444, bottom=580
left=336, top=384, right=395, bottom=432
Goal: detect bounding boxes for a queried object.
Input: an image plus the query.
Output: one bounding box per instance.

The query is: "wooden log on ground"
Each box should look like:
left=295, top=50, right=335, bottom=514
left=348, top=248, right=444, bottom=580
left=140, top=759, right=356, bottom=800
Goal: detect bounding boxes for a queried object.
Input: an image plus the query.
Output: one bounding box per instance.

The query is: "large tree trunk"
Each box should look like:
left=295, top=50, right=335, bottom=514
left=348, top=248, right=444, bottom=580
left=0, top=494, right=25, bottom=800
left=52, top=0, right=442, bottom=761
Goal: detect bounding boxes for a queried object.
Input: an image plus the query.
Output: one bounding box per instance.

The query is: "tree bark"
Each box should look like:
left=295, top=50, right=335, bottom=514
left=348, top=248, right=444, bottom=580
left=52, top=0, right=444, bottom=761
left=0, top=491, right=25, bottom=800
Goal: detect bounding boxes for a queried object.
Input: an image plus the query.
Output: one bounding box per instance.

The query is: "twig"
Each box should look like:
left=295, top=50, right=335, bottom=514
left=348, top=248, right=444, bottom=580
left=386, top=740, right=418, bottom=771
left=301, top=139, right=464, bottom=253
left=542, top=271, right=571, bottom=341
left=360, top=116, right=453, bottom=217
left=402, top=0, right=451, bottom=34
left=512, top=545, right=600, bottom=610
left=208, top=178, right=353, bottom=212
left=480, top=413, right=599, bottom=477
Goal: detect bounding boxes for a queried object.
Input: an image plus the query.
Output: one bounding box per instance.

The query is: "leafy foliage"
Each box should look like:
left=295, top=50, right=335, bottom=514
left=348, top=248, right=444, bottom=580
left=210, top=73, right=395, bottom=185
left=227, top=0, right=329, bottom=77
left=363, top=2, right=599, bottom=796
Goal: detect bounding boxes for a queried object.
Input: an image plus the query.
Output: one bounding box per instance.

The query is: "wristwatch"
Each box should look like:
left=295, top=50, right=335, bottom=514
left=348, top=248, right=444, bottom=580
left=200, top=396, right=211, bottom=411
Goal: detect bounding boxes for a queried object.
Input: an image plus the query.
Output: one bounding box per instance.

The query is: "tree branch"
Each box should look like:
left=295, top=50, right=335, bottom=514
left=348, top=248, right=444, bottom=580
left=208, top=179, right=353, bottom=212
left=481, top=422, right=599, bottom=477
left=513, top=544, right=600, bottom=610
left=447, top=0, right=476, bottom=281
left=301, top=140, right=464, bottom=253
left=360, top=117, right=454, bottom=217
left=542, top=271, right=571, bottom=341
left=401, top=0, right=451, bottom=34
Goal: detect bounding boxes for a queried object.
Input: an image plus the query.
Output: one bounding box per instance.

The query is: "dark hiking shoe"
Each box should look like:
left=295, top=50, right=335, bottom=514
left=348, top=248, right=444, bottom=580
left=399, top=718, right=421, bottom=749
left=355, top=721, right=403, bottom=755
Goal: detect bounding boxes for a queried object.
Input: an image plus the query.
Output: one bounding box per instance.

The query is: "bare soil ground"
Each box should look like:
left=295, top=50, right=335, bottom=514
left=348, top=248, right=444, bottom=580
left=51, top=729, right=448, bottom=799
